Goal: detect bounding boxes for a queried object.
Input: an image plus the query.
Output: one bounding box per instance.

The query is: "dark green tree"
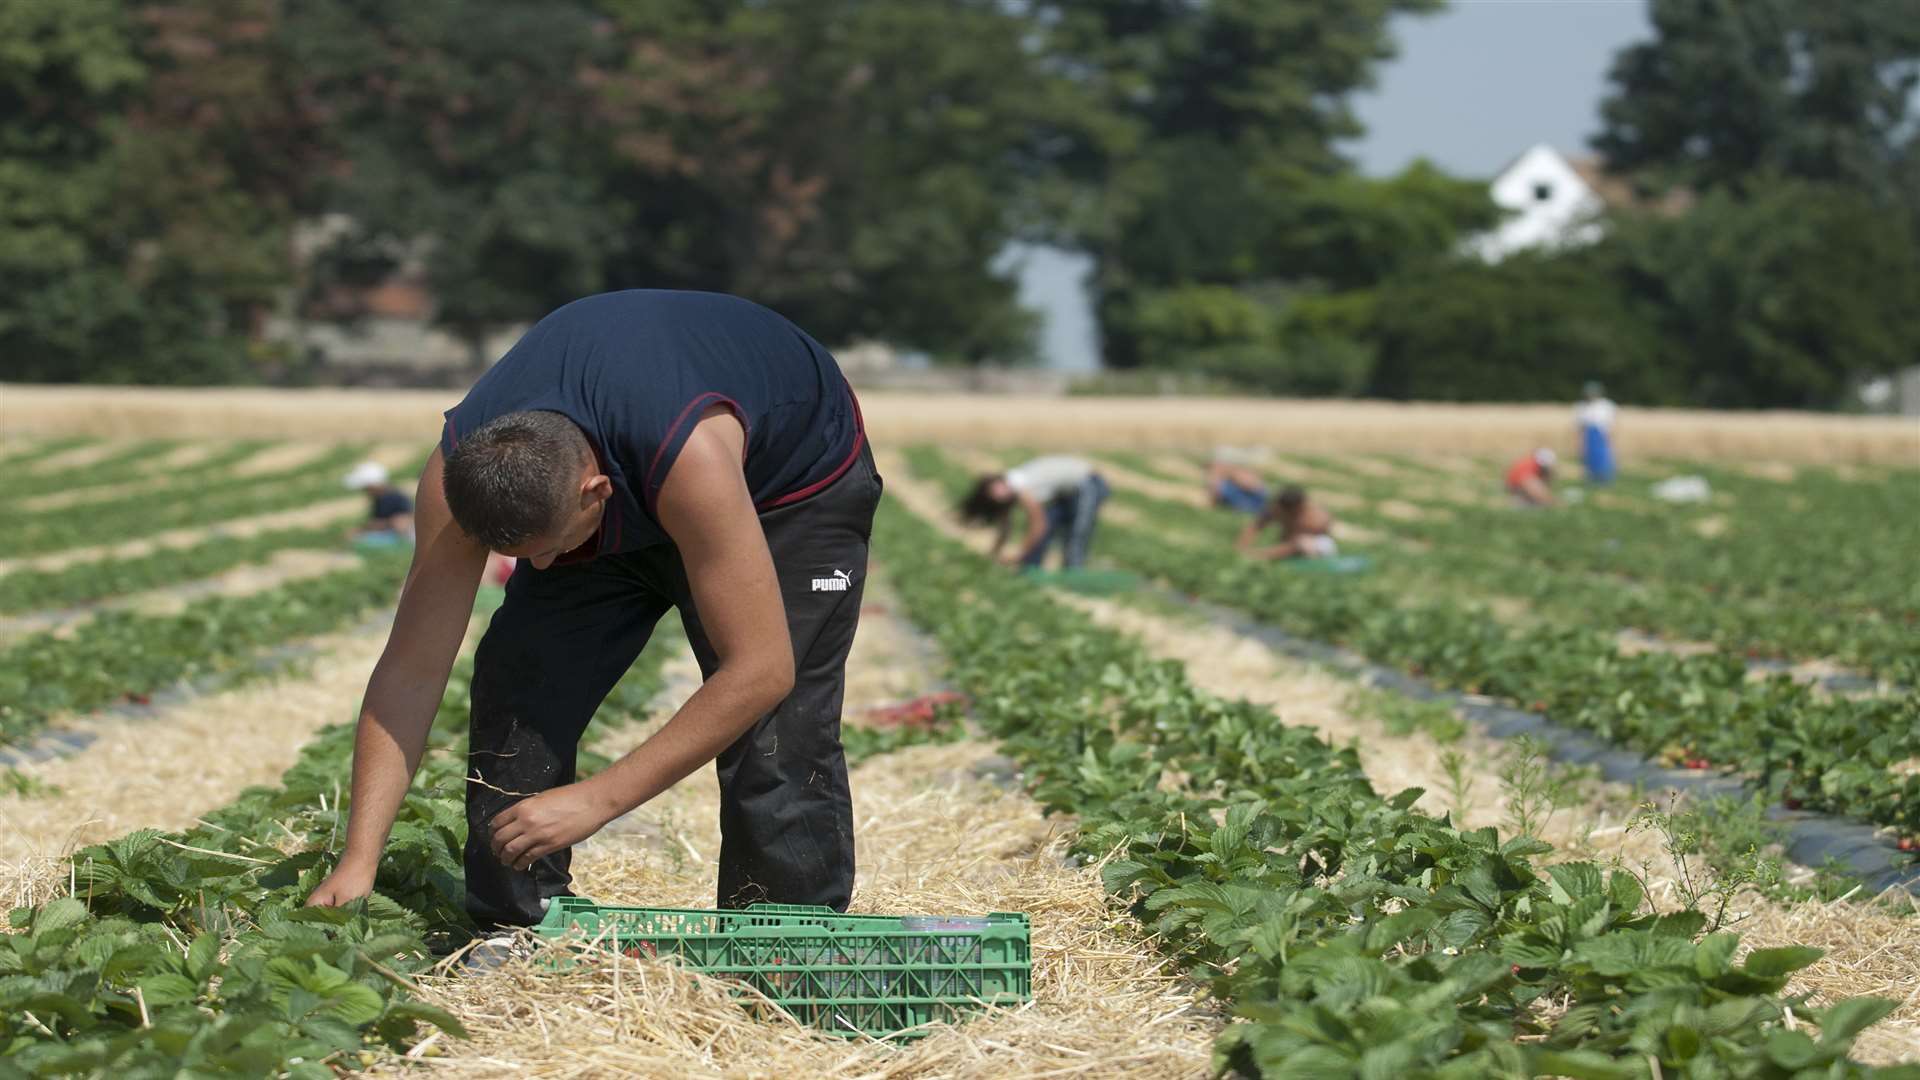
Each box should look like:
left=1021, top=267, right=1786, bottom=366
left=279, top=0, right=615, bottom=368
left=592, top=0, right=1099, bottom=362
left=0, top=0, right=286, bottom=383
left=1594, top=0, right=1920, bottom=204
left=1609, top=180, right=1920, bottom=408
left=1366, top=248, right=1674, bottom=404
left=1034, top=0, right=1455, bottom=368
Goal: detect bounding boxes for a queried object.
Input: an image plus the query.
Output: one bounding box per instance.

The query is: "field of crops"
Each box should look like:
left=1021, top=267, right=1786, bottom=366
left=2, top=434, right=1917, bottom=1078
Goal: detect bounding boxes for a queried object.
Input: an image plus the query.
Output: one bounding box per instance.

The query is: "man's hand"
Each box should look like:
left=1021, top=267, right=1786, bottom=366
left=306, top=858, right=377, bottom=907
left=488, top=782, right=618, bottom=872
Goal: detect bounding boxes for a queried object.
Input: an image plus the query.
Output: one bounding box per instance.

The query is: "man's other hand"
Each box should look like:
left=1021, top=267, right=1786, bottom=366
left=306, top=859, right=377, bottom=907
left=488, top=782, right=617, bottom=872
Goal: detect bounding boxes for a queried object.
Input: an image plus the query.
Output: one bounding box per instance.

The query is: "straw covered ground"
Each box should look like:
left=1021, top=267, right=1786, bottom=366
left=373, top=577, right=1220, bottom=1078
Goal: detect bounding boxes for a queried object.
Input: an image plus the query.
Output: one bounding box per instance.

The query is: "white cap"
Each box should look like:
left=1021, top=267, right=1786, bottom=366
left=342, top=461, right=390, bottom=490
left=1534, top=447, right=1558, bottom=468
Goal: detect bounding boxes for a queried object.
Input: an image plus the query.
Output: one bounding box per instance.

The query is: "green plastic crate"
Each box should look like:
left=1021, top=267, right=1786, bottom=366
left=1019, top=566, right=1141, bottom=595
left=532, top=898, right=1031, bottom=1038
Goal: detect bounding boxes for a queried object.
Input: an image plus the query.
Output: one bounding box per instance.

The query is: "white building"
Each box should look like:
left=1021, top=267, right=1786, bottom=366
left=1470, top=143, right=1607, bottom=261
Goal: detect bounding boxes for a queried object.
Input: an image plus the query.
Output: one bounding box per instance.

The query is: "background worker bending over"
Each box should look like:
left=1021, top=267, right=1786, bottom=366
left=1236, top=486, right=1336, bottom=560
left=961, top=455, right=1110, bottom=569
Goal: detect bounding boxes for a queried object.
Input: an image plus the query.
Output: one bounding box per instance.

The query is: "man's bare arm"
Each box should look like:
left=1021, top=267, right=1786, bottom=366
left=308, top=448, right=487, bottom=905
left=486, top=409, right=793, bottom=870
left=1013, top=492, right=1048, bottom=562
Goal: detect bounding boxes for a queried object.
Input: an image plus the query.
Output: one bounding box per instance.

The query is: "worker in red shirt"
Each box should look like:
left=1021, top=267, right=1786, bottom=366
left=1506, top=448, right=1557, bottom=507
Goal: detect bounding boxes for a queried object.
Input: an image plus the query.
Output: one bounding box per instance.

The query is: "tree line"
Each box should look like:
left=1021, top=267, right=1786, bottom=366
left=2, top=0, right=1914, bottom=407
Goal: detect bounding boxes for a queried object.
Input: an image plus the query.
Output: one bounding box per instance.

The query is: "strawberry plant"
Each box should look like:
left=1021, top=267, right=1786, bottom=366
left=1, top=444, right=419, bottom=557
left=0, top=520, right=360, bottom=614
left=910, top=448, right=1920, bottom=841
left=872, top=494, right=1914, bottom=1077
left=0, top=550, right=414, bottom=747
left=2, top=613, right=680, bottom=1077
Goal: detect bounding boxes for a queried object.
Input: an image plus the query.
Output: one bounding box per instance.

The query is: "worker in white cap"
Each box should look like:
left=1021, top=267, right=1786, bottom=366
left=1504, top=447, right=1558, bottom=507
left=343, top=461, right=415, bottom=541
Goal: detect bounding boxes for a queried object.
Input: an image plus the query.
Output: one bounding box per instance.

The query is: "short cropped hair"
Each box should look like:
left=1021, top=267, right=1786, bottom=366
left=1276, top=485, right=1306, bottom=510
left=442, top=410, right=592, bottom=549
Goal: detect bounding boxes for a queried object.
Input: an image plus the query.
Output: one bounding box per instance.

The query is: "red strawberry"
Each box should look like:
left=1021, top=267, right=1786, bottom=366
left=1898, top=837, right=1916, bottom=852
left=1684, top=758, right=1710, bottom=770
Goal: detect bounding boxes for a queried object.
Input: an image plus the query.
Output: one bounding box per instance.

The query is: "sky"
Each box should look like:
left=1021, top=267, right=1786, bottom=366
left=1016, top=0, right=1656, bottom=372
left=1346, top=0, right=1654, bottom=179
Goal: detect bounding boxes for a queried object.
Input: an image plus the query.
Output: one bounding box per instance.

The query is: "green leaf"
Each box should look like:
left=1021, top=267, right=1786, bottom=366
left=1816, top=997, right=1896, bottom=1044
left=1528, top=1049, right=1638, bottom=1080
left=319, top=981, right=386, bottom=1025
left=1386, top=787, right=1425, bottom=810
left=1765, top=1029, right=1821, bottom=1070
left=1666, top=1024, right=1701, bottom=1060
left=1693, top=933, right=1739, bottom=979
left=1742, top=945, right=1823, bottom=977
left=186, top=932, right=221, bottom=981
left=33, top=897, right=89, bottom=935
left=1545, top=862, right=1604, bottom=903
left=383, top=999, right=471, bottom=1039
left=138, top=972, right=200, bottom=1007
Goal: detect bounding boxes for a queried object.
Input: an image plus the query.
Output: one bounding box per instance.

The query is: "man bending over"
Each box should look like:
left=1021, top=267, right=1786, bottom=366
left=305, top=291, right=881, bottom=938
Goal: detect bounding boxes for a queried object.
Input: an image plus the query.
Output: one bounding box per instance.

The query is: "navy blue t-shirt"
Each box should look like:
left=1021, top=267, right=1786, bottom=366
left=441, top=291, right=862, bottom=559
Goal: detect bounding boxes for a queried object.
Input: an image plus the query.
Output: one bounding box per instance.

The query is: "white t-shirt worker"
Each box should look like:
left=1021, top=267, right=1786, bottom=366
left=959, top=455, right=1109, bottom=570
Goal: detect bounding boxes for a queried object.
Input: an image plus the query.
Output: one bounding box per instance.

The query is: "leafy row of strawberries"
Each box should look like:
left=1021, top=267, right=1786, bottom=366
left=927, top=448, right=1919, bottom=842
left=872, top=492, right=1914, bottom=1078
left=2, top=606, right=680, bottom=1078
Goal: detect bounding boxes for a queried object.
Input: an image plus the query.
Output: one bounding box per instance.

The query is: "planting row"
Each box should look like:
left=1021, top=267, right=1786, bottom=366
left=0, top=550, right=411, bottom=747
left=1102, top=456, right=1915, bottom=679
left=0, top=437, right=94, bottom=471
left=872, top=495, right=1912, bottom=1077
left=1259, top=445, right=1920, bottom=645
left=915, top=447, right=1920, bottom=844
left=2, top=598, right=680, bottom=1078
left=0, top=521, right=361, bottom=616
left=2, top=440, right=275, bottom=505
left=1, top=444, right=398, bottom=558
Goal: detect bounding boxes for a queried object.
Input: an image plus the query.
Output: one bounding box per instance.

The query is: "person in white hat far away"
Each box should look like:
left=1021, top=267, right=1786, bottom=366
left=343, top=461, right=416, bottom=541
left=1505, top=447, right=1558, bottom=507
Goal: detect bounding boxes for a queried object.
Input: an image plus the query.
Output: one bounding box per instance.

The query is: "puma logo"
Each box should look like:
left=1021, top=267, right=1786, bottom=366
left=810, top=569, right=853, bottom=592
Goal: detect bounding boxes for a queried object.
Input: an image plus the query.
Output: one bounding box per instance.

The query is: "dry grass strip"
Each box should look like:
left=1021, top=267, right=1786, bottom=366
left=19, top=440, right=137, bottom=474
left=0, top=611, right=487, bottom=908
left=0, top=625, right=389, bottom=895
left=9, top=386, right=1917, bottom=464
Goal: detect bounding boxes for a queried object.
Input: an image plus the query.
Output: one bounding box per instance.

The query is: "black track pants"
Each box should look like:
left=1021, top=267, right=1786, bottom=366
left=463, top=446, right=882, bottom=928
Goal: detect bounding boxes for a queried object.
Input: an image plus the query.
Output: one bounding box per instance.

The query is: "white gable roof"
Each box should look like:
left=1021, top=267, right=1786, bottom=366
left=1472, top=143, right=1607, bottom=261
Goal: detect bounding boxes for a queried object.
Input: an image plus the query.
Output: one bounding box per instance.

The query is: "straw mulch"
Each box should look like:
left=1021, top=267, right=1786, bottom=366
left=385, top=741, right=1216, bottom=1079
left=375, top=594, right=1222, bottom=1079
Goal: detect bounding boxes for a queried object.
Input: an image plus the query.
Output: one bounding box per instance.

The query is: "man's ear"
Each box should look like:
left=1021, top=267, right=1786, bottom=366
left=581, top=473, right=614, bottom=508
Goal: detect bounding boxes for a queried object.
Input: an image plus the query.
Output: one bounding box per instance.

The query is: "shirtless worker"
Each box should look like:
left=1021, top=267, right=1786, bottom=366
left=1236, top=486, right=1336, bottom=560
left=304, top=291, right=881, bottom=947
